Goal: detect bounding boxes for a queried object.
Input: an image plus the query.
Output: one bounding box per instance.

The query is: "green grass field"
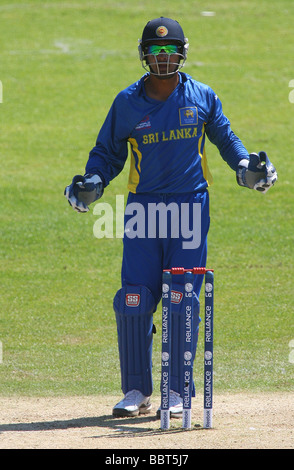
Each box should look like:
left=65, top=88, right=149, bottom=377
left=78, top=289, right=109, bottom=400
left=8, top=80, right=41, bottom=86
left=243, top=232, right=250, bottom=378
left=0, top=0, right=293, bottom=398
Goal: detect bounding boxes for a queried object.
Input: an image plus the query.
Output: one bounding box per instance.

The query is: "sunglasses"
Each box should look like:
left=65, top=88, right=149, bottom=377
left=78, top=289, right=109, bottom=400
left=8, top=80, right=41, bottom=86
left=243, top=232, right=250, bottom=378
left=147, top=44, right=179, bottom=55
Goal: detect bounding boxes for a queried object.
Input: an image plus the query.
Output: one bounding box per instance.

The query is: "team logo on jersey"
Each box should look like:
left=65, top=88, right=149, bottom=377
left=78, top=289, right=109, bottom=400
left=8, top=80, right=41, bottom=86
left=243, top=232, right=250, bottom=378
left=156, top=26, right=168, bottom=37
left=179, top=107, right=198, bottom=126
left=125, top=294, right=140, bottom=307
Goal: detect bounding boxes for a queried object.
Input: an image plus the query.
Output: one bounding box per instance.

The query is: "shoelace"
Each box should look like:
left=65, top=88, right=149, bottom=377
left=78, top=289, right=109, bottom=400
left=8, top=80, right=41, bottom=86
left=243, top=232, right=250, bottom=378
left=123, top=390, right=144, bottom=406
left=169, top=391, right=182, bottom=407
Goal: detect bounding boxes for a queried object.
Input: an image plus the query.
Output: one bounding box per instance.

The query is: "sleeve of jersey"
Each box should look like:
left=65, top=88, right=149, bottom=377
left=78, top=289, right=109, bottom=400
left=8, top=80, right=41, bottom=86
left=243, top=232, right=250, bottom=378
left=205, top=92, right=249, bottom=171
left=85, top=94, right=130, bottom=187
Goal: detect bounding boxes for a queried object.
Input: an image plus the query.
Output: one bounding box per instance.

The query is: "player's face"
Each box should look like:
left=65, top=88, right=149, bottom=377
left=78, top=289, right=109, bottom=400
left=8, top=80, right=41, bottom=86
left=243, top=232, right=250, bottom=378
left=144, top=41, right=181, bottom=78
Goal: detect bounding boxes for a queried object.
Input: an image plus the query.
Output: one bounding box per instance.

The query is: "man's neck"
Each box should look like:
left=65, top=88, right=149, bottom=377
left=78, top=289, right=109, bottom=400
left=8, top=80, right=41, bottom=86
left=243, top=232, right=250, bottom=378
left=144, top=73, right=179, bottom=101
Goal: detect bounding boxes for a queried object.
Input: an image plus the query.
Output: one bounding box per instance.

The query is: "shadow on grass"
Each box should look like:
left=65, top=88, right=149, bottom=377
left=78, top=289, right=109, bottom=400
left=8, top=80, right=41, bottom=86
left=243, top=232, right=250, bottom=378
left=0, top=414, right=203, bottom=438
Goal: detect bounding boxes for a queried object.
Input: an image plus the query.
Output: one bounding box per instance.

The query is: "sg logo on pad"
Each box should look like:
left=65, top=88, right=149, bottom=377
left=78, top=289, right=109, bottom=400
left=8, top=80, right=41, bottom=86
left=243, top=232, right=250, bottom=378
left=126, top=294, right=140, bottom=307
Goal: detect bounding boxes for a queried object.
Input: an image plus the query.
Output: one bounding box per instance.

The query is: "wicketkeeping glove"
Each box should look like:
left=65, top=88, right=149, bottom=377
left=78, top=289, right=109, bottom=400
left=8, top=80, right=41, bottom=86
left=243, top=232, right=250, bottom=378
left=64, top=174, right=104, bottom=212
left=236, top=151, right=278, bottom=193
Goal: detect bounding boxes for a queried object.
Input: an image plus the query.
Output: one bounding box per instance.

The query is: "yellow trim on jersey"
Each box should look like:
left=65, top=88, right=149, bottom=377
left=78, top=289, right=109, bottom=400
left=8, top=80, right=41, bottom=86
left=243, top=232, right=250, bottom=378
left=199, top=124, right=213, bottom=186
left=128, top=137, right=142, bottom=193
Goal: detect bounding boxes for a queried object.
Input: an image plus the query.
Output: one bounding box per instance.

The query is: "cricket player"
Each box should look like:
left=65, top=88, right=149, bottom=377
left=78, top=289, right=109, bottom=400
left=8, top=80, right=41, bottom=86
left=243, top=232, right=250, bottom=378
left=65, top=17, right=277, bottom=418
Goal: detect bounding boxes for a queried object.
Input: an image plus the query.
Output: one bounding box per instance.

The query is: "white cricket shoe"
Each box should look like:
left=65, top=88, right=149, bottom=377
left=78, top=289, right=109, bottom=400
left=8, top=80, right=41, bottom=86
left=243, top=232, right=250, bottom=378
left=157, top=390, right=183, bottom=418
left=112, top=389, right=152, bottom=417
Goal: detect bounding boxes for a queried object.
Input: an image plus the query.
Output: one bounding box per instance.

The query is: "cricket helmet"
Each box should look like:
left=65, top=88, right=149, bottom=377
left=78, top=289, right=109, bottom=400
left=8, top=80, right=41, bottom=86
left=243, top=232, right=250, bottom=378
left=138, top=17, right=189, bottom=76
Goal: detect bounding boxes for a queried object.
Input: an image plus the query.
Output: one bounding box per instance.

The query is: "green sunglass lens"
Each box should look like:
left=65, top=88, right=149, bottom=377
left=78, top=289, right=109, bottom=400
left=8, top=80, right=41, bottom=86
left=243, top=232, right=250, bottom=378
left=148, top=45, right=178, bottom=55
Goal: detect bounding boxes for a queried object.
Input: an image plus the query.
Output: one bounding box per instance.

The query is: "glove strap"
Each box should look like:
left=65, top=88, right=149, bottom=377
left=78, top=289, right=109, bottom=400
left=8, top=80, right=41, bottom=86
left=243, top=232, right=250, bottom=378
left=236, top=159, right=249, bottom=187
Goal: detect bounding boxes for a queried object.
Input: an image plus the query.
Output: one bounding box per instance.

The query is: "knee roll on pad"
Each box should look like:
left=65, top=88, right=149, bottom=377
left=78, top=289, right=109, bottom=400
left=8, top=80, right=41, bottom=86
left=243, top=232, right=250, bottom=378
left=170, top=282, right=200, bottom=397
left=113, top=284, right=156, bottom=396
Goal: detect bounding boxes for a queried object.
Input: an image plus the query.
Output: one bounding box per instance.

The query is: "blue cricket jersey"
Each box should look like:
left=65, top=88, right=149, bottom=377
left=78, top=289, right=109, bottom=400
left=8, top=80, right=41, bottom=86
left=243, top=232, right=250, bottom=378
left=86, top=72, right=249, bottom=193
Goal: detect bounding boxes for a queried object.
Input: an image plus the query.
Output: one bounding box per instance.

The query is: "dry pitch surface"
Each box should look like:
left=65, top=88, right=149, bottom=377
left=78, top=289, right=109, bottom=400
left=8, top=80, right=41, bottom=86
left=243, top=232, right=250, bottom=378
left=0, top=392, right=293, bottom=449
